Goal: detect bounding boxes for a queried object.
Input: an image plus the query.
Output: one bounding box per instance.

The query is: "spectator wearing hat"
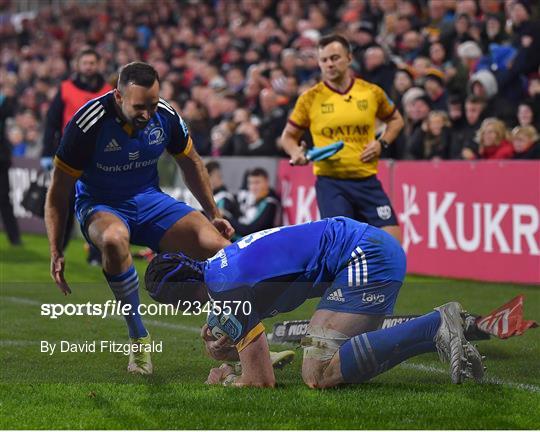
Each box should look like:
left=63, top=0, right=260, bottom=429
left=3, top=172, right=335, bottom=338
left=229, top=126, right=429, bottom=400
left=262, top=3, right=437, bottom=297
left=402, top=88, right=431, bottom=125
left=469, top=69, right=516, bottom=125
left=511, top=125, right=540, bottom=159
left=447, top=40, right=483, bottom=98
left=424, top=69, right=448, bottom=111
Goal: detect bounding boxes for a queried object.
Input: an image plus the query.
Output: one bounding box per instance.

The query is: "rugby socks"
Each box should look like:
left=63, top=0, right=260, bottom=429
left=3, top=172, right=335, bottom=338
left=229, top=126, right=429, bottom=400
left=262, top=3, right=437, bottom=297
left=339, top=311, right=441, bottom=383
left=104, top=265, right=148, bottom=338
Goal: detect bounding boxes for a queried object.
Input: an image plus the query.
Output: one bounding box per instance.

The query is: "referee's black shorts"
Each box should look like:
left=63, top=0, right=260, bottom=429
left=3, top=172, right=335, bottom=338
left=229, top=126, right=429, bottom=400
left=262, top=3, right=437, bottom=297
left=315, top=175, right=398, bottom=227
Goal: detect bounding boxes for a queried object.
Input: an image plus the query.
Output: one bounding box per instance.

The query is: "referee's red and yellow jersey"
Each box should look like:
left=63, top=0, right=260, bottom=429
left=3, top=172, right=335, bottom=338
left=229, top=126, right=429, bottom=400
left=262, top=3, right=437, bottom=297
left=288, top=78, right=396, bottom=179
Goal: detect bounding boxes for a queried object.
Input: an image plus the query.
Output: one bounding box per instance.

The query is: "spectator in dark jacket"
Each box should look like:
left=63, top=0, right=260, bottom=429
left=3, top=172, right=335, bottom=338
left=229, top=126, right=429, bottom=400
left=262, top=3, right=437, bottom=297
left=409, top=111, right=452, bottom=160
left=480, top=14, right=509, bottom=52
left=401, top=88, right=431, bottom=159
left=516, top=100, right=540, bottom=130
left=424, top=69, right=448, bottom=111
left=446, top=94, right=468, bottom=159
left=257, top=88, right=288, bottom=155
left=0, top=90, right=21, bottom=245
left=460, top=95, right=488, bottom=159
left=232, top=167, right=280, bottom=238
left=390, top=67, right=414, bottom=111
left=205, top=161, right=239, bottom=222
left=469, top=69, right=516, bottom=125
left=361, top=46, right=396, bottom=93
left=511, top=125, right=540, bottom=159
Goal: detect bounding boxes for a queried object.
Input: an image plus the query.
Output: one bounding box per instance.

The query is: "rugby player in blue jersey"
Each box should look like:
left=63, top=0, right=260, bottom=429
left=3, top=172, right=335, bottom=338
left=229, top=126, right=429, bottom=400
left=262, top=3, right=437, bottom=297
left=45, top=62, right=233, bottom=374
left=145, top=217, right=484, bottom=387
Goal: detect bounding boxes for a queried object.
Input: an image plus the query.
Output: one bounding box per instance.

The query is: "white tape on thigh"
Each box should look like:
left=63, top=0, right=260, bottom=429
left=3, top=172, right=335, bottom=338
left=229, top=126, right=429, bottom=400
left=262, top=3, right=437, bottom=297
left=301, top=326, right=350, bottom=361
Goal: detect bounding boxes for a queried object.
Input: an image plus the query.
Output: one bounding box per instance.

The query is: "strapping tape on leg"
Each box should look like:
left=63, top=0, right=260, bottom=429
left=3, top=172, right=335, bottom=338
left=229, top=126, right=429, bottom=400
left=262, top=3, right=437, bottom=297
left=301, top=326, right=349, bottom=361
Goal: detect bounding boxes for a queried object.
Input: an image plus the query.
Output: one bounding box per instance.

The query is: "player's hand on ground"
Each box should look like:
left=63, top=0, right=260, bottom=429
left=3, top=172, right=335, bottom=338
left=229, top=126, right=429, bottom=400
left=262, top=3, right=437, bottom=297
left=205, top=363, right=235, bottom=385
left=211, top=217, right=235, bottom=240
left=289, top=141, right=309, bottom=166
left=360, top=140, right=382, bottom=163
left=50, top=254, right=71, bottom=295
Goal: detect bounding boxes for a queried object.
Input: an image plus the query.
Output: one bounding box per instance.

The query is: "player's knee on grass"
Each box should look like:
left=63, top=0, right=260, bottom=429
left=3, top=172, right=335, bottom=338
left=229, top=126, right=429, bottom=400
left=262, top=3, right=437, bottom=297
left=302, top=357, right=343, bottom=389
left=301, top=326, right=349, bottom=389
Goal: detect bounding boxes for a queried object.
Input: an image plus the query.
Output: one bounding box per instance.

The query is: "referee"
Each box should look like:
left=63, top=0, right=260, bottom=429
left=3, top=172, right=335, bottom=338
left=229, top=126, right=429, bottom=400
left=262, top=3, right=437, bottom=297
left=280, top=34, right=404, bottom=242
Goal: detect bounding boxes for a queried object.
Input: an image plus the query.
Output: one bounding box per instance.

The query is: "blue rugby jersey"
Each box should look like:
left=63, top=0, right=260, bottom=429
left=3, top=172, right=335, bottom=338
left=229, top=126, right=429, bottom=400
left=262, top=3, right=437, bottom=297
left=204, top=217, right=371, bottom=351
left=54, top=92, right=192, bottom=200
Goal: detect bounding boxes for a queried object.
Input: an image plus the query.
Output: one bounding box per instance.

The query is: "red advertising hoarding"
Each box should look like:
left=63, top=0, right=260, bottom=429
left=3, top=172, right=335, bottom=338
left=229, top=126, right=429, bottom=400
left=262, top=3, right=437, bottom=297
left=393, top=161, right=539, bottom=284
left=277, top=160, right=540, bottom=284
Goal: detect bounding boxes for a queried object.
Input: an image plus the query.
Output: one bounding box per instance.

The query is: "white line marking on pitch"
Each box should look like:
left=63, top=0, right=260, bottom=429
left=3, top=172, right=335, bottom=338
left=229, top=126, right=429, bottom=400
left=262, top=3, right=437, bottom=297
left=0, top=340, right=36, bottom=346
left=3, top=296, right=539, bottom=393
left=402, top=363, right=540, bottom=393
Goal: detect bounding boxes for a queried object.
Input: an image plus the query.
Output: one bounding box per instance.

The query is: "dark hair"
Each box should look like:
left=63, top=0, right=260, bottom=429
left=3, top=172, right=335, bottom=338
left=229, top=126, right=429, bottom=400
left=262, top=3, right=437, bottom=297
left=448, top=93, right=464, bottom=106
left=318, top=34, right=351, bottom=53
left=205, top=161, right=221, bottom=175
left=466, top=95, right=487, bottom=105
left=76, top=47, right=100, bottom=62
left=248, top=167, right=269, bottom=179
left=118, top=62, right=159, bottom=90
left=144, top=252, right=205, bottom=305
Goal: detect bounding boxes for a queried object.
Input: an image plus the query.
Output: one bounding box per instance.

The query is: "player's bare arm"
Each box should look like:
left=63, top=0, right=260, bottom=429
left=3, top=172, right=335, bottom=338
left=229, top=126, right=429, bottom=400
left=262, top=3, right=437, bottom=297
left=176, top=145, right=234, bottom=239
left=280, top=122, right=308, bottom=166
left=361, top=109, right=405, bottom=163
left=44, top=167, right=77, bottom=295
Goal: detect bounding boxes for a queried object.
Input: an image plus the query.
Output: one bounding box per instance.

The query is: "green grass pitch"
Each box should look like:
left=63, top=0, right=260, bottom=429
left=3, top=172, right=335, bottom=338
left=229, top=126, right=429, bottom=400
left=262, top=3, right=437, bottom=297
left=1, top=233, right=539, bottom=429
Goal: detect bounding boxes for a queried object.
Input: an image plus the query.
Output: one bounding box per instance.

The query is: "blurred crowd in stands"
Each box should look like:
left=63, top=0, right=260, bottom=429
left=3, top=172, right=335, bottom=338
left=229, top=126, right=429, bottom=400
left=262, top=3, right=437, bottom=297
left=1, top=0, right=539, bottom=161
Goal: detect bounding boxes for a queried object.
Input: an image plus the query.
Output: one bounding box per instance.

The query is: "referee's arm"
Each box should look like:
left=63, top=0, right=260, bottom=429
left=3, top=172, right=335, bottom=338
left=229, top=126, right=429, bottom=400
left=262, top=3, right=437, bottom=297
left=280, top=123, right=308, bottom=166
left=361, top=109, right=404, bottom=163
